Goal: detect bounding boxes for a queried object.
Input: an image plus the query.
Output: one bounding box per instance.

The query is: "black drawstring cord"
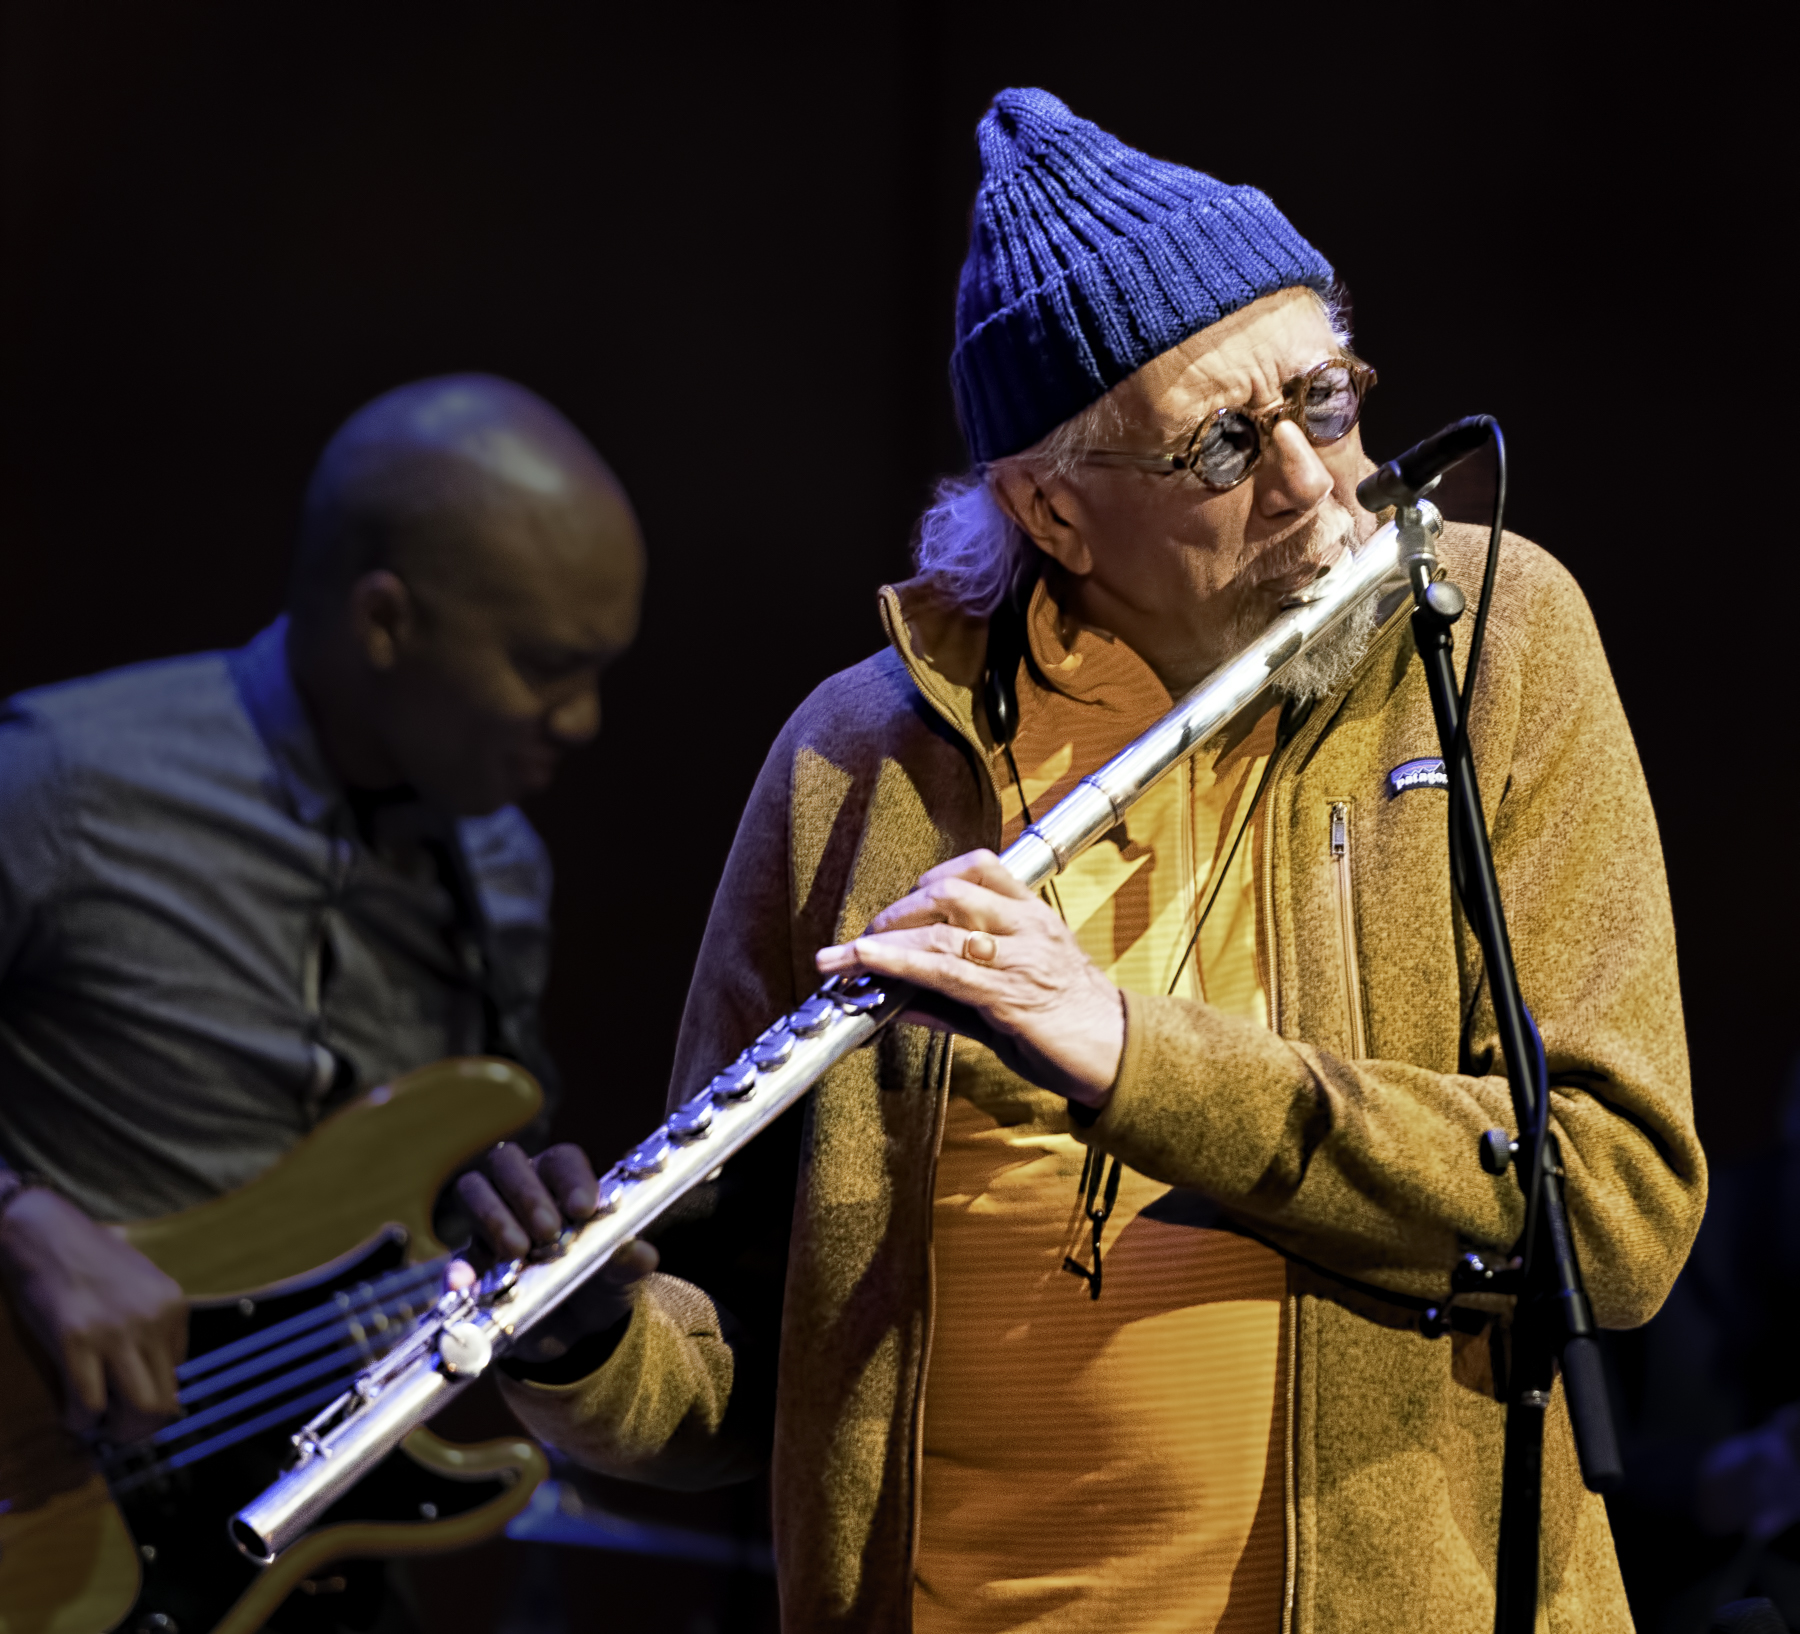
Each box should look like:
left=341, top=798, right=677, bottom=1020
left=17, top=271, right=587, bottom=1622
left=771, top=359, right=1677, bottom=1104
left=1062, top=1144, right=1124, bottom=1301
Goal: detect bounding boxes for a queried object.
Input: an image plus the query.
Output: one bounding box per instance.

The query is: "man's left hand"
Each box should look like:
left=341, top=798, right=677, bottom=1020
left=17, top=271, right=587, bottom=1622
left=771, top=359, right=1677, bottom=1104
left=815, top=849, right=1124, bottom=1107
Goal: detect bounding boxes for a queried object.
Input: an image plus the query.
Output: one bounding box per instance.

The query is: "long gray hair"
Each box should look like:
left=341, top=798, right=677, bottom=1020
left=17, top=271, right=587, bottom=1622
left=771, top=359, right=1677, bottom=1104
left=914, top=288, right=1352, bottom=614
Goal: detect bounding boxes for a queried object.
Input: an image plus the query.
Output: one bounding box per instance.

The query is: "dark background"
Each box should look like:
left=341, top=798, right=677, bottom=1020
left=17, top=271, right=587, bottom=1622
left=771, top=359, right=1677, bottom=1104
left=2, top=4, right=1786, bottom=1629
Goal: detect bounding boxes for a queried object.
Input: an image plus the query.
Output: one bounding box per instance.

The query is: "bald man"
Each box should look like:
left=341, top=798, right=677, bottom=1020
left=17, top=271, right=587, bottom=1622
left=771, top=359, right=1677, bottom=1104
left=0, top=374, right=644, bottom=1443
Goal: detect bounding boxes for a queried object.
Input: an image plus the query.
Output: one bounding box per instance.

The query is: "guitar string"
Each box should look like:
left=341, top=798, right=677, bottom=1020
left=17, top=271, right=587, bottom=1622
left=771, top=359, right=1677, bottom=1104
left=175, top=1260, right=443, bottom=1383
left=106, top=1326, right=411, bottom=1487
left=108, top=1379, right=355, bottom=1497
left=177, top=1264, right=443, bottom=1403
left=157, top=1341, right=385, bottom=1446
left=99, top=1262, right=445, bottom=1487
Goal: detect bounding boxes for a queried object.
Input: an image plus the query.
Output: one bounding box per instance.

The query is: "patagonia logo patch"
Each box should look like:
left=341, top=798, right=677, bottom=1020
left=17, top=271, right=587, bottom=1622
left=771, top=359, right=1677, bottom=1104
left=1387, top=757, right=1449, bottom=798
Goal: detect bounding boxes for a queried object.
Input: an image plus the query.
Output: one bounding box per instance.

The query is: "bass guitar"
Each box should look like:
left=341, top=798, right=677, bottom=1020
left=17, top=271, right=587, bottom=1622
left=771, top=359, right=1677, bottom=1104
left=0, top=1057, right=550, bottom=1634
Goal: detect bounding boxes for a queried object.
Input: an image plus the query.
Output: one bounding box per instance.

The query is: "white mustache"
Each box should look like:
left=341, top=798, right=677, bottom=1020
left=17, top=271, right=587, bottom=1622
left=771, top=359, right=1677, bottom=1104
left=1239, top=502, right=1355, bottom=591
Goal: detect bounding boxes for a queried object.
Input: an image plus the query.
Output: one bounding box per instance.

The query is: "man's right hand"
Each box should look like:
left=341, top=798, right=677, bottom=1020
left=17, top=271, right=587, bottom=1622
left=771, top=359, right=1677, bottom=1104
left=0, top=1186, right=187, bottom=1443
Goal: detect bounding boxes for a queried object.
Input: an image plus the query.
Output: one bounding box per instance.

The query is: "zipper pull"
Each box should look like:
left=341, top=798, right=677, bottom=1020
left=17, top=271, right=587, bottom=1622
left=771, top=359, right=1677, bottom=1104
left=1330, top=801, right=1348, bottom=857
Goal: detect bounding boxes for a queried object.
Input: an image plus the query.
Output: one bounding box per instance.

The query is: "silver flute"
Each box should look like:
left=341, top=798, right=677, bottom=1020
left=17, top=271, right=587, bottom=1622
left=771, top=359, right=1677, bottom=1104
left=231, top=510, right=1425, bottom=1563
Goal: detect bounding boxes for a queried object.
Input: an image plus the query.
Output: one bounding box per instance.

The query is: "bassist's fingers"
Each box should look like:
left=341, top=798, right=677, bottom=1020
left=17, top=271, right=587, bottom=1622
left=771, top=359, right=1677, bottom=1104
left=136, top=1330, right=182, bottom=1418
left=58, top=1338, right=107, bottom=1434
left=483, top=1143, right=562, bottom=1245
left=165, top=1294, right=191, bottom=1365
left=103, top=1341, right=170, bottom=1442
left=456, top=1170, right=533, bottom=1260
left=536, top=1144, right=599, bottom=1221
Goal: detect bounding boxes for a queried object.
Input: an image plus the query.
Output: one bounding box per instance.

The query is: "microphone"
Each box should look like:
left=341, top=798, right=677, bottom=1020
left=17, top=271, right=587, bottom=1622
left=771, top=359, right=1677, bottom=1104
left=1356, top=415, right=1494, bottom=513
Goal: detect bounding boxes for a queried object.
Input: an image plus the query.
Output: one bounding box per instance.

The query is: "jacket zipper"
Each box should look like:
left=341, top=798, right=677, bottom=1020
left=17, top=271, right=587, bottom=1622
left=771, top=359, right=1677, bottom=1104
left=1257, top=701, right=1346, bottom=1632
left=1256, top=734, right=1299, bottom=1632
left=1282, top=1291, right=1299, bottom=1634
left=1329, top=801, right=1368, bottom=1059
left=1245, top=623, right=1413, bottom=1634
left=907, top=1036, right=954, bottom=1625
left=881, top=645, right=999, bottom=1619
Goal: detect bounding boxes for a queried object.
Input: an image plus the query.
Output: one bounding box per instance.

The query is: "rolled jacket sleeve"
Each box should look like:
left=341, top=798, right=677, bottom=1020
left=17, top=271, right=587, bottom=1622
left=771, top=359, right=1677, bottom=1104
left=499, top=1272, right=748, bottom=1489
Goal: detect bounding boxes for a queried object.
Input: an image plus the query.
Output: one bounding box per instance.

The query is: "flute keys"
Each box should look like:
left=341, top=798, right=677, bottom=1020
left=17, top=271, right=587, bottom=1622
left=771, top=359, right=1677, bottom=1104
left=622, top=1133, right=674, bottom=1178
left=709, top=1055, right=758, bottom=1101
left=667, top=1094, right=714, bottom=1140
left=595, top=1167, right=630, bottom=1213
left=829, top=975, right=887, bottom=1015
left=790, top=995, right=836, bottom=1037
left=750, top=1029, right=795, bottom=1071
left=529, top=1226, right=576, bottom=1263
left=437, top=1320, right=494, bottom=1378
left=477, top=1259, right=525, bottom=1304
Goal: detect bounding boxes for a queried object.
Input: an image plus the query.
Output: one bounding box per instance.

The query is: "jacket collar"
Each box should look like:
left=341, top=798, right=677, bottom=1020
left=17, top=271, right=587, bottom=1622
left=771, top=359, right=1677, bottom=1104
left=878, top=576, right=993, bottom=756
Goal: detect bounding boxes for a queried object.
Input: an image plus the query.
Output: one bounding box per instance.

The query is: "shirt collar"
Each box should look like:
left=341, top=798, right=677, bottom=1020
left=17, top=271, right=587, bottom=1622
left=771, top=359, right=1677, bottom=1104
left=227, top=617, right=343, bottom=830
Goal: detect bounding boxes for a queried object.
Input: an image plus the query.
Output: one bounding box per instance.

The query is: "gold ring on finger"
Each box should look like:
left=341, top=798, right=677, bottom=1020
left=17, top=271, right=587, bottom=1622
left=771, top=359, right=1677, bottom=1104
left=962, top=930, right=998, bottom=965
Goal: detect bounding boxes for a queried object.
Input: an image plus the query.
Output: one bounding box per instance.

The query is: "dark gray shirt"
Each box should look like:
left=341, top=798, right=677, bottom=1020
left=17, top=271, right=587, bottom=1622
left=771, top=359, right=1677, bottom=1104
left=0, top=619, right=554, bottom=1221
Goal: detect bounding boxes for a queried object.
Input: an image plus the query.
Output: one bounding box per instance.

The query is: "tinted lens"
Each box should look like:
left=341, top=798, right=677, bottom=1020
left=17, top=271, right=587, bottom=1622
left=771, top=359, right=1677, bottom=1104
left=1300, top=363, right=1363, bottom=444
left=1193, top=410, right=1259, bottom=488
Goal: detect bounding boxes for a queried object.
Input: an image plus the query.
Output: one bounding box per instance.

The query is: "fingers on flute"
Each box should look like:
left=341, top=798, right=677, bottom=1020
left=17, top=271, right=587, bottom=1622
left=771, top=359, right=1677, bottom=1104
left=916, top=849, right=1030, bottom=900
left=816, top=919, right=960, bottom=978
left=869, top=874, right=1024, bottom=936
left=825, top=926, right=1009, bottom=1007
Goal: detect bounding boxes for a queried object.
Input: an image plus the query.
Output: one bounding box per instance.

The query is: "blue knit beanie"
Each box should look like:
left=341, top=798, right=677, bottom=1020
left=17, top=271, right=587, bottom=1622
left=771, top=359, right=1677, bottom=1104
left=951, top=89, right=1334, bottom=465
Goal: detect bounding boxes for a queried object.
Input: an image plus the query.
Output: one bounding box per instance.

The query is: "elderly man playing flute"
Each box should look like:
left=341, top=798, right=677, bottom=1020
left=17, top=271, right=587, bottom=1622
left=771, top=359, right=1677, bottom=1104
left=495, top=89, right=1702, bottom=1634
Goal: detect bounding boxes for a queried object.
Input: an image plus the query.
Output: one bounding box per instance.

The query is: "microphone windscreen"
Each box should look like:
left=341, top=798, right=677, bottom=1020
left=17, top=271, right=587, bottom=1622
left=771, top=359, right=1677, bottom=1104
left=1357, top=416, right=1493, bottom=512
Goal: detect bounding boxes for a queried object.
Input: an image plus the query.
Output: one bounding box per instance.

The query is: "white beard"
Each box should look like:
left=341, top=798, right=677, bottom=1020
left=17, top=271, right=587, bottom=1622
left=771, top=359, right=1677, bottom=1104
left=1270, top=588, right=1381, bottom=704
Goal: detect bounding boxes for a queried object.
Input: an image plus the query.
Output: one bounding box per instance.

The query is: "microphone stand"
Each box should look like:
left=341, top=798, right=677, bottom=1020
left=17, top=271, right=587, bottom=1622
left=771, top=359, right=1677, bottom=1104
left=1390, top=498, right=1623, bottom=1634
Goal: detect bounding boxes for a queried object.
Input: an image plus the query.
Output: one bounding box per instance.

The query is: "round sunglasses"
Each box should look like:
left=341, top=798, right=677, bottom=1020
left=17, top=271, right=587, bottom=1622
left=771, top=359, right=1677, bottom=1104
left=1083, top=356, right=1377, bottom=493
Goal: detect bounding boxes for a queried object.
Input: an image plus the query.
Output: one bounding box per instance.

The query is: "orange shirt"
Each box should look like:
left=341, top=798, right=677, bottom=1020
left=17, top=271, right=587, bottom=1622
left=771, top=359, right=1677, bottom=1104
left=913, top=581, right=1288, bottom=1633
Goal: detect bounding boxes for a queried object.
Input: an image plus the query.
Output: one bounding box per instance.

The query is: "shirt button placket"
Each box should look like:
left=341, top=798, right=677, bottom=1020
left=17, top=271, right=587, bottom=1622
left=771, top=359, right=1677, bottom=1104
left=302, top=835, right=355, bottom=1123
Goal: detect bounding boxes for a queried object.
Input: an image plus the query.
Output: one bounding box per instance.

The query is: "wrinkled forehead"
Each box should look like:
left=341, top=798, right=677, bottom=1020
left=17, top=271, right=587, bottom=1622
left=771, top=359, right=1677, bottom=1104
left=1113, top=287, right=1341, bottom=434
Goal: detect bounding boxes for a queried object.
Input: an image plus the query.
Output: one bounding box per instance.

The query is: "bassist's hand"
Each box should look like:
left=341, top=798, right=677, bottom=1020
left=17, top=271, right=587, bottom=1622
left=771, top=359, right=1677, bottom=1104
left=0, top=1187, right=187, bottom=1444
left=457, top=1140, right=601, bottom=1260
left=451, top=1141, right=656, bottom=1365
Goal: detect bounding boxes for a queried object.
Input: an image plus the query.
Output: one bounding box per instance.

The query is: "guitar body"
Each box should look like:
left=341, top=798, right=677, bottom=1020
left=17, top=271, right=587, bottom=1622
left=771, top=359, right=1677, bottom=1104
left=0, top=1058, right=550, bottom=1634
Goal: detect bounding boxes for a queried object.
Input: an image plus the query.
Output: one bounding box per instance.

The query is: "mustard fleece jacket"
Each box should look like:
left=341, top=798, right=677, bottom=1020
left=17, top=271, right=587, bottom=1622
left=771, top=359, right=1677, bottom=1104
left=501, top=526, right=1705, bottom=1632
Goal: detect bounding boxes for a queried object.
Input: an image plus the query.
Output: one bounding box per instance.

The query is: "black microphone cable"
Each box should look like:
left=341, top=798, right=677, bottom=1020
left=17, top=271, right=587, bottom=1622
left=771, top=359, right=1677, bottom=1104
left=1454, top=416, right=1507, bottom=809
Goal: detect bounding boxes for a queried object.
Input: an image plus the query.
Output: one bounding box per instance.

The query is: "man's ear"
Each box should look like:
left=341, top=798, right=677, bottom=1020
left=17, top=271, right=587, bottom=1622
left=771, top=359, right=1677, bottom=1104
left=987, top=465, right=1094, bottom=577
left=346, top=570, right=413, bottom=672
